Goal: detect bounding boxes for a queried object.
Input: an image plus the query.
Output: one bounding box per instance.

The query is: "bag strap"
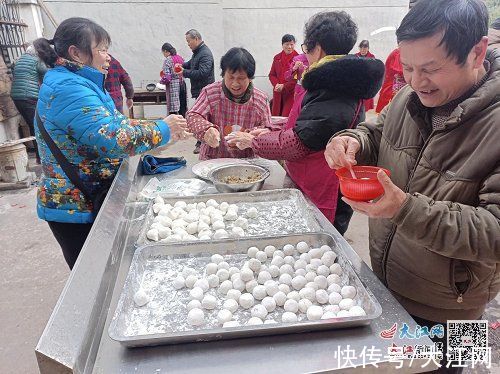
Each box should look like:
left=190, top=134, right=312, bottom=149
left=348, top=99, right=364, bottom=129
left=35, top=110, right=94, bottom=201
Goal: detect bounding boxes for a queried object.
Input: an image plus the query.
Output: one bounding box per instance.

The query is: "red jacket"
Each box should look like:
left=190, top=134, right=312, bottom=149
left=268, top=50, right=298, bottom=116
left=376, top=48, right=407, bottom=113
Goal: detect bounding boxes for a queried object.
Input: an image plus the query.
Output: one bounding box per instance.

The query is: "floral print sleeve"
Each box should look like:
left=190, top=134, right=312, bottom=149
left=57, top=84, right=171, bottom=158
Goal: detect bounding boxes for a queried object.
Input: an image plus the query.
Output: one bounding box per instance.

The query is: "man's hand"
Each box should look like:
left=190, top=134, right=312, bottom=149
left=226, top=132, right=254, bottom=150
left=204, top=127, right=220, bottom=148
left=274, top=83, right=284, bottom=92
left=343, top=170, right=407, bottom=219
left=126, top=98, right=133, bottom=109
left=292, top=61, right=303, bottom=72
left=324, top=136, right=360, bottom=170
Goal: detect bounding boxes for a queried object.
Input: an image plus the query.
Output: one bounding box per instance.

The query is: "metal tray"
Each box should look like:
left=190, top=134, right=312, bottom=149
left=136, top=189, right=321, bottom=246
left=109, top=233, right=382, bottom=347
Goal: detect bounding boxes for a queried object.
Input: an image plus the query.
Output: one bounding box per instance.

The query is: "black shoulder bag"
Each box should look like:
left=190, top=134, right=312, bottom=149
left=35, top=111, right=112, bottom=217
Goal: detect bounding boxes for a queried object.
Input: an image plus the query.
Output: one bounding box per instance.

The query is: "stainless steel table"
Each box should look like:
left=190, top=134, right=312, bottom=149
left=36, top=156, right=436, bottom=373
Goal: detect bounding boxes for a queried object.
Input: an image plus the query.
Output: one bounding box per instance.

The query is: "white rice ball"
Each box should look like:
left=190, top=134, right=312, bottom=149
left=282, top=244, right=295, bottom=256
left=239, top=293, right=255, bottom=309
left=252, top=285, right=267, bottom=300
left=216, top=269, right=230, bottom=282
left=316, top=289, right=329, bottom=304
left=322, top=311, right=337, bottom=319
left=232, top=278, right=246, bottom=292
left=146, top=228, right=159, bottom=242
left=296, top=241, right=309, bottom=254
left=329, top=292, right=342, bottom=305
left=231, top=226, right=245, bottom=237
left=173, top=275, right=185, bottom=290
left=264, top=245, right=276, bottom=257
left=218, top=278, right=233, bottom=294
left=251, top=304, right=268, bottom=320
left=306, top=305, right=323, bottom=321
left=298, top=298, right=313, bottom=313
left=282, top=312, right=298, bottom=323
left=217, top=309, right=233, bottom=324
left=226, top=289, right=242, bottom=301
left=349, top=305, right=367, bottom=317
left=213, top=229, right=229, bottom=239
left=207, top=274, right=220, bottom=288
left=211, top=254, right=224, bottom=264
left=201, top=294, right=217, bottom=309
left=268, top=265, right=280, bottom=278
left=223, top=298, right=239, bottom=313
left=234, top=217, right=248, bottom=229
left=185, top=275, right=198, bottom=288
left=247, top=317, right=263, bottom=325
left=278, top=283, right=290, bottom=294
left=194, top=278, right=210, bottom=292
left=330, top=263, right=343, bottom=276
left=291, top=275, right=307, bottom=291
left=279, top=264, right=294, bottom=276
left=189, top=287, right=204, bottom=301
left=261, top=296, right=277, bottom=312
left=279, top=273, right=293, bottom=285
left=286, top=290, right=301, bottom=302
left=133, top=289, right=150, bottom=307
left=255, top=251, right=267, bottom=263
left=245, top=207, right=258, bottom=218
left=341, top=285, right=357, bottom=299
left=314, top=275, right=328, bottom=290
left=257, top=271, right=272, bottom=285
left=245, top=280, right=258, bottom=293
left=248, top=258, right=262, bottom=272
left=284, top=299, right=299, bottom=313
left=273, top=250, right=285, bottom=258
left=321, top=251, right=337, bottom=267
left=328, top=283, right=342, bottom=294
left=187, top=308, right=205, bottom=326
left=240, top=268, right=254, bottom=282
left=273, top=291, right=287, bottom=306
left=187, top=299, right=201, bottom=311
left=271, top=256, right=285, bottom=267
left=299, top=287, right=316, bottom=302
left=247, top=246, right=259, bottom=258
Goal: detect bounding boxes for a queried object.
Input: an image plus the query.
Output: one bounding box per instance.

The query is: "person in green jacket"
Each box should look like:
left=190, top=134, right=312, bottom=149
left=10, top=45, right=48, bottom=162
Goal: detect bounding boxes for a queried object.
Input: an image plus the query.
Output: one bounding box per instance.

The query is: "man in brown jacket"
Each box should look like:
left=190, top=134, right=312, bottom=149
left=326, top=0, right=498, bottom=369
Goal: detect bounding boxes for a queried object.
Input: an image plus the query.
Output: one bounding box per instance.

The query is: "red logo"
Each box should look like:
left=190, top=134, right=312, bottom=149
left=490, top=321, right=500, bottom=330
left=380, top=323, right=398, bottom=339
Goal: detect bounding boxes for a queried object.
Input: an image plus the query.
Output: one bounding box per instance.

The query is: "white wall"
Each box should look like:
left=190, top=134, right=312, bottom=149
left=27, top=0, right=409, bottom=114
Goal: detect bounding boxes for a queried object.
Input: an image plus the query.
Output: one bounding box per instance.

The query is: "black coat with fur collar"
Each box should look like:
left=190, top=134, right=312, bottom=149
left=294, top=55, right=384, bottom=151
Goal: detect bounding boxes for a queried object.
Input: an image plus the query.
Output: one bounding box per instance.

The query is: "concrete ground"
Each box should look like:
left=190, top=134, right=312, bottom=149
left=0, top=136, right=498, bottom=373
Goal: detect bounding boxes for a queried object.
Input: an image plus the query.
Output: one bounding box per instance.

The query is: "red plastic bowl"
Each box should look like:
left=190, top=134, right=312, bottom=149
left=335, top=166, right=391, bottom=202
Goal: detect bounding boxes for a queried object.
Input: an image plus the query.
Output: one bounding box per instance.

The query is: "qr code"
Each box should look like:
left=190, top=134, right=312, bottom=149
left=447, top=320, right=488, bottom=362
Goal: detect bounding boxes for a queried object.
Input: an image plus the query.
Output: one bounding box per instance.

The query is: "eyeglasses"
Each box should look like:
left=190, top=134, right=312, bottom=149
left=94, top=47, right=109, bottom=56
left=301, top=43, right=308, bottom=53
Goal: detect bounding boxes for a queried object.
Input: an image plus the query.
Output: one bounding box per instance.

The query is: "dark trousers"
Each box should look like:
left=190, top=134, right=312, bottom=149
left=13, top=98, right=39, bottom=161
left=411, top=315, right=465, bottom=373
left=48, top=221, right=93, bottom=269
left=334, top=191, right=353, bottom=235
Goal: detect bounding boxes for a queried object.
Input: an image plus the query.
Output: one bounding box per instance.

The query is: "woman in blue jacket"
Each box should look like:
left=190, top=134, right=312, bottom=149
left=33, top=17, right=186, bottom=268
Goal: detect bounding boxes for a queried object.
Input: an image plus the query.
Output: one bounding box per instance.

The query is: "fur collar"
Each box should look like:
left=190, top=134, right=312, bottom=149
left=302, top=54, right=385, bottom=99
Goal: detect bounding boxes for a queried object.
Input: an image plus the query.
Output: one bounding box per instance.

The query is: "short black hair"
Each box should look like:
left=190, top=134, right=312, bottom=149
left=303, top=11, right=358, bottom=55
left=492, top=17, right=500, bottom=30
left=281, top=34, right=295, bottom=44
left=396, top=0, right=488, bottom=65
left=220, top=47, right=255, bottom=79
left=359, top=40, right=369, bottom=48
left=161, top=42, right=176, bottom=55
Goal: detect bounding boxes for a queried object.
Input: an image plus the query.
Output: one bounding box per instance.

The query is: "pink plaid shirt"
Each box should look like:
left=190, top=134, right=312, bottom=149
left=187, top=81, right=271, bottom=160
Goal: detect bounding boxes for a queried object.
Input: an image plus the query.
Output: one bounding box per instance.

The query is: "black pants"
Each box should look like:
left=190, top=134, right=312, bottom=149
left=334, top=191, right=354, bottom=235
left=13, top=98, right=39, bottom=160
left=411, top=315, right=464, bottom=373
left=48, top=221, right=93, bottom=269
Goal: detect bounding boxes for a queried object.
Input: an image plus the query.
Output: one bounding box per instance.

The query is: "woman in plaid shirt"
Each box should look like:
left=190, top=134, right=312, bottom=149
left=186, top=47, right=272, bottom=160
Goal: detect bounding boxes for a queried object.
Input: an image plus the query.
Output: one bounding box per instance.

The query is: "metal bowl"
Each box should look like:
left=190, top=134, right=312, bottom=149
left=208, top=164, right=270, bottom=193
left=146, top=83, right=156, bottom=92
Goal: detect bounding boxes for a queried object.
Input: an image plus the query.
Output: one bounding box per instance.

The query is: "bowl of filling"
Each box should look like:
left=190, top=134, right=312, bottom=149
left=208, top=164, right=270, bottom=193
left=335, top=166, right=391, bottom=201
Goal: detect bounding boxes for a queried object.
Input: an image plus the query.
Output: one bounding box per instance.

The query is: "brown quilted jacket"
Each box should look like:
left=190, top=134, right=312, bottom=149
left=339, top=49, right=500, bottom=322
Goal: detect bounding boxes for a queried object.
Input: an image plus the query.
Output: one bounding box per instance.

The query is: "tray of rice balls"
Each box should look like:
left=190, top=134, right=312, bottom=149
left=137, top=189, right=320, bottom=246
left=109, top=233, right=382, bottom=347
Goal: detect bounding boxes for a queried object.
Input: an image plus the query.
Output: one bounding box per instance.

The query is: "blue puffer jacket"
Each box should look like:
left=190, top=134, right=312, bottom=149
left=35, top=59, right=170, bottom=224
